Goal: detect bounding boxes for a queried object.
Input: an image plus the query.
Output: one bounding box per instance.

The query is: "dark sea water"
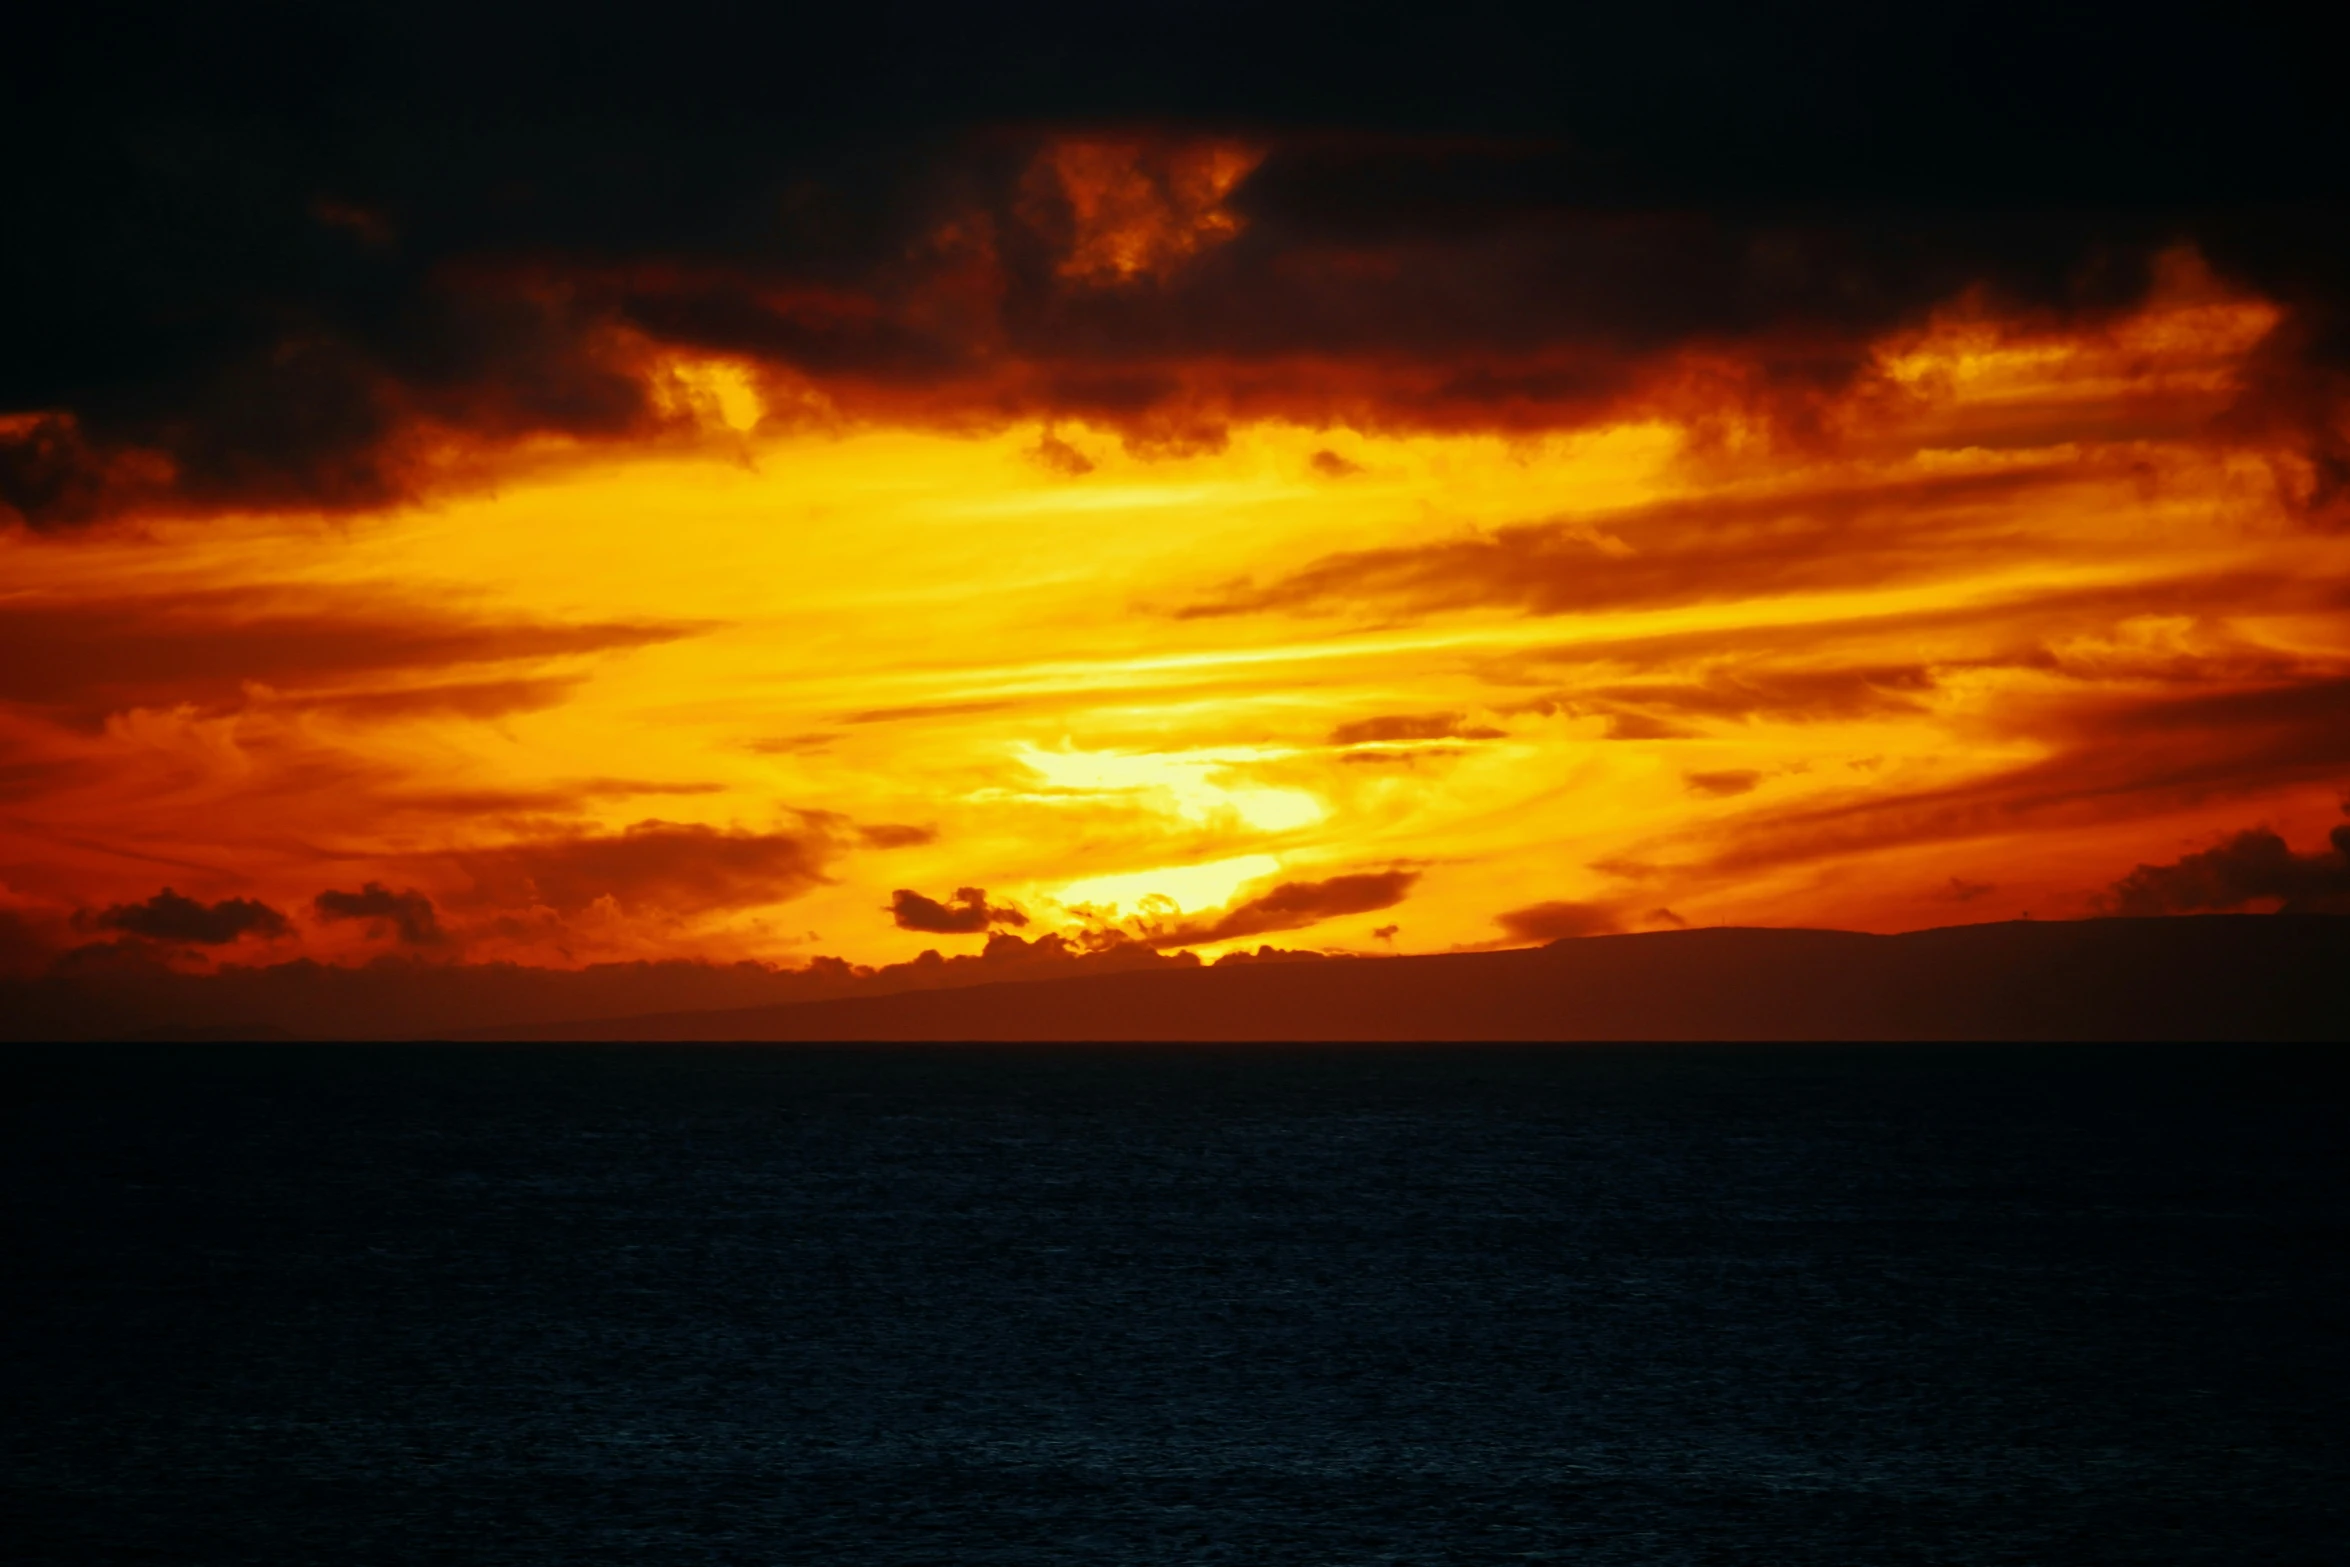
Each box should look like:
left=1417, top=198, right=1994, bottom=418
left=5, top=1043, right=2345, bottom=1565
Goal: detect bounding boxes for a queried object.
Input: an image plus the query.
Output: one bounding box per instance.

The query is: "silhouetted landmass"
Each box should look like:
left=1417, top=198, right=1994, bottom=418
left=471, top=917, right=2349, bottom=1042
left=0, top=931, right=1194, bottom=1042
left=9, top=916, right=2342, bottom=1042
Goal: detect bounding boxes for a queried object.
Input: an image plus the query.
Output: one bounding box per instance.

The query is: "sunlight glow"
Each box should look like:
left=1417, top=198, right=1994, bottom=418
left=1051, top=855, right=1285, bottom=916
left=5, top=271, right=2341, bottom=970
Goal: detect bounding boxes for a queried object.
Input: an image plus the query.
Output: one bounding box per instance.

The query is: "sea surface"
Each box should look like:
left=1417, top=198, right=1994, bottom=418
left=5, top=1043, right=2345, bottom=1565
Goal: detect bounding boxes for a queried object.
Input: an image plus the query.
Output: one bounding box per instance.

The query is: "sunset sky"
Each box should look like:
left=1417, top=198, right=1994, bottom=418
left=6, top=1, right=2348, bottom=998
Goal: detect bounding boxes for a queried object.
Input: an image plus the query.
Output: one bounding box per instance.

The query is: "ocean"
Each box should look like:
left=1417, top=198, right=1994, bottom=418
left=5, top=1043, right=2344, bottom=1564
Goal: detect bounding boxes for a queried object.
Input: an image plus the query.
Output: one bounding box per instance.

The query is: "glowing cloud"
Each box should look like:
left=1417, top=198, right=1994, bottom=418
left=6, top=101, right=2350, bottom=998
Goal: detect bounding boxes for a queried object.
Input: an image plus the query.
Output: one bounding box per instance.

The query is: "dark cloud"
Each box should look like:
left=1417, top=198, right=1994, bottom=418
left=0, top=590, right=692, bottom=723
left=1329, top=711, right=1505, bottom=746
left=858, top=823, right=939, bottom=849
left=313, top=882, right=444, bottom=945
left=3, top=1, right=2342, bottom=526
left=1210, top=944, right=1331, bottom=965
left=2101, top=823, right=2350, bottom=916
left=1030, top=431, right=1096, bottom=475
left=1152, top=869, right=1418, bottom=946
left=90, top=888, right=290, bottom=944
left=889, top=887, right=1028, bottom=934
left=1308, top=449, right=1362, bottom=478
left=1598, top=667, right=1938, bottom=727
left=1599, top=712, right=1702, bottom=741
left=0, top=416, right=109, bottom=528
left=1682, top=678, right=2350, bottom=883
left=1337, top=747, right=1467, bottom=766
left=1685, top=769, right=1762, bottom=797
left=1493, top=900, right=1619, bottom=943
left=1184, top=466, right=2075, bottom=624
left=1486, top=568, right=2323, bottom=695
left=453, top=820, right=834, bottom=915
left=293, top=676, right=587, bottom=722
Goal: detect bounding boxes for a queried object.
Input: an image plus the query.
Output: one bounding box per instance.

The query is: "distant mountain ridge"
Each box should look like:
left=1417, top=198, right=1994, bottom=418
left=463, top=917, right=2350, bottom=1042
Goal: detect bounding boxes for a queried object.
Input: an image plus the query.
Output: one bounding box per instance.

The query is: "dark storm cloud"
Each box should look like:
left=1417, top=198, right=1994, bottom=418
left=2101, top=821, right=2350, bottom=914
left=889, top=887, right=1029, bottom=934
left=1151, top=870, right=1418, bottom=947
left=90, top=888, right=291, bottom=945
left=3, top=0, right=2342, bottom=526
left=313, top=882, right=445, bottom=945
left=453, top=820, right=834, bottom=915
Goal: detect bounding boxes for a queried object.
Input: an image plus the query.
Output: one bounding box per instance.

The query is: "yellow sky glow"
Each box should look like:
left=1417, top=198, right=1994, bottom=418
left=4, top=277, right=2345, bottom=970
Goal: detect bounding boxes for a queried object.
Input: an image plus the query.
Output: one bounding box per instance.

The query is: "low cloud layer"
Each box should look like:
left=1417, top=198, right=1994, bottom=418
left=2103, top=821, right=2350, bottom=916
left=1151, top=870, right=1418, bottom=948
left=314, top=883, right=444, bottom=945
left=89, top=889, right=290, bottom=945
left=890, top=887, right=1029, bottom=935
left=0, top=589, right=691, bottom=725
left=0, top=927, right=1208, bottom=1040
left=1493, top=901, right=1620, bottom=943
left=454, top=821, right=835, bottom=917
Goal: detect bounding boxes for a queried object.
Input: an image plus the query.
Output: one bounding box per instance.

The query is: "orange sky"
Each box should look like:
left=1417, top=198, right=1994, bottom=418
left=6, top=140, right=2350, bottom=979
